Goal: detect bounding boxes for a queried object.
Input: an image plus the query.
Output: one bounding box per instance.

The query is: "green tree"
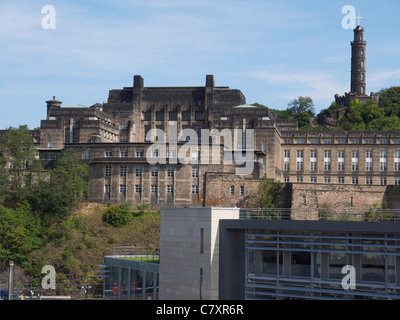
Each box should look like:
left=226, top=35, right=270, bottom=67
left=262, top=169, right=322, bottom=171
left=339, top=99, right=366, bottom=130
left=247, top=178, right=282, bottom=208
left=287, top=96, right=315, bottom=117
left=0, top=125, right=41, bottom=199
left=379, top=86, right=400, bottom=115
left=0, top=202, right=43, bottom=266
left=30, top=149, right=88, bottom=220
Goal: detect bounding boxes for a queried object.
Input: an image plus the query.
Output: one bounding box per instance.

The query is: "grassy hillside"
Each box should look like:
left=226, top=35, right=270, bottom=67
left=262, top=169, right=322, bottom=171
left=1, top=203, right=160, bottom=299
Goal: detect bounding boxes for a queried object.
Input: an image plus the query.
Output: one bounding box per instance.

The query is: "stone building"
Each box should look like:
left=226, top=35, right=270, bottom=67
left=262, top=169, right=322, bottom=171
left=33, top=72, right=400, bottom=210
left=29, top=24, right=400, bottom=210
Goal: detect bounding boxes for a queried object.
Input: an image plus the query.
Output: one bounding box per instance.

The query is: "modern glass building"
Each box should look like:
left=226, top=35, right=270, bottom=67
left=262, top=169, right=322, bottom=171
left=246, top=227, right=400, bottom=299
left=99, top=247, right=159, bottom=300
left=219, top=215, right=400, bottom=300
left=100, top=207, right=400, bottom=300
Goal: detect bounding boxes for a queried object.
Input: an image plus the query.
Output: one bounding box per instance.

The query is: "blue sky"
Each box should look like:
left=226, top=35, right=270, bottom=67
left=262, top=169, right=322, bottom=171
left=0, top=0, right=399, bottom=129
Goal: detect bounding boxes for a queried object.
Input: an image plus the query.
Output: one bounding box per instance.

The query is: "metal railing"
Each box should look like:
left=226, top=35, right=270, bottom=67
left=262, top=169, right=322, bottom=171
left=239, top=208, right=400, bottom=222
left=111, top=247, right=160, bottom=263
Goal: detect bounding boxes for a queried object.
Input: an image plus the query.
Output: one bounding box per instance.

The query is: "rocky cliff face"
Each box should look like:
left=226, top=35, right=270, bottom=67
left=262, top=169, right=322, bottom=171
left=316, top=106, right=347, bottom=128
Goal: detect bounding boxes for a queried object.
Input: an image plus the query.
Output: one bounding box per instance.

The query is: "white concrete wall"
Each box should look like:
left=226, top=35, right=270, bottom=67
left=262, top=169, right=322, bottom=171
left=159, top=207, right=239, bottom=300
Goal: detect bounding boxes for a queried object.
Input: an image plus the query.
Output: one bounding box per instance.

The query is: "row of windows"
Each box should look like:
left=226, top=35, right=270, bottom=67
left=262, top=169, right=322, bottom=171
left=284, top=150, right=400, bottom=172
left=105, top=166, right=200, bottom=178
left=284, top=176, right=400, bottom=185
left=230, top=185, right=245, bottom=195
left=143, top=111, right=204, bottom=122
left=87, top=149, right=200, bottom=159
left=106, top=184, right=199, bottom=194
left=284, top=138, right=400, bottom=145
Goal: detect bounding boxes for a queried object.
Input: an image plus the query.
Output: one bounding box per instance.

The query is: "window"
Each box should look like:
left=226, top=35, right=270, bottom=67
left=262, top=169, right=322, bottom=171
left=296, top=150, right=303, bottom=171
left=309, top=138, right=318, bottom=144
left=395, top=150, right=400, bottom=172
left=295, top=139, right=304, bottom=144
left=195, top=112, right=204, bottom=121
left=151, top=166, right=158, bottom=177
left=262, top=142, right=267, bottom=153
left=167, top=185, right=174, bottom=193
left=366, top=150, right=373, bottom=172
left=310, top=176, right=317, bottom=183
left=135, top=184, right=142, bottom=193
left=366, top=177, right=373, bottom=185
left=48, top=141, right=52, bottom=149
left=338, top=150, right=345, bottom=172
left=324, top=177, right=331, bottom=184
left=144, top=112, right=151, bottom=121
left=364, top=138, right=374, bottom=144
left=192, top=167, right=199, bottom=178
left=192, top=185, right=199, bottom=194
left=310, top=150, right=317, bottom=172
left=323, top=138, right=332, bottom=144
left=151, top=185, right=158, bottom=193
left=240, top=185, right=245, bottom=195
left=350, top=139, right=360, bottom=144
left=352, top=177, right=359, bottom=185
left=156, top=111, right=164, bottom=121
left=144, top=125, right=151, bottom=142
left=83, top=150, right=90, bottom=160
left=380, top=150, right=387, bottom=172
left=352, top=150, right=359, bottom=172
left=230, top=186, right=235, bottom=195
left=338, top=177, right=344, bottom=184
left=191, top=150, right=199, bottom=161
left=105, top=166, right=111, bottom=177
left=379, top=139, right=388, bottom=144
left=167, top=167, right=174, bottom=177
left=296, top=176, right=303, bottom=183
left=120, top=112, right=129, bottom=117
left=336, top=139, right=346, bottom=144
left=324, top=150, right=331, bottom=172
left=136, top=150, right=144, bottom=157
left=119, top=123, right=128, bottom=130
left=395, top=177, right=400, bottom=186
left=380, top=177, right=387, bottom=186
left=105, top=150, right=112, bottom=157
left=284, top=150, right=290, bottom=171
left=135, top=166, right=142, bottom=177
left=120, top=184, right=126, bottom=194
left=105, top=184, right=110, bottom=194
left=182, top=112, right=191, bottom=121
left=284, top=176, right=290, bottom=183
left=169, top=112, right=177, bottom=121
left=284, top=139, right=291, bottom=144
left=120, top=150, right=128, bottom=157
left=168, top=150, right=176, bottom=159
left=120, top=166, right=127, bottom=177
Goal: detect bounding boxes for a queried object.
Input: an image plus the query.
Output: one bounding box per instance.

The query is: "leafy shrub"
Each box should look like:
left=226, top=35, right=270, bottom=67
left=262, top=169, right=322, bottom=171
left=102, top=204, right=132, bottom=227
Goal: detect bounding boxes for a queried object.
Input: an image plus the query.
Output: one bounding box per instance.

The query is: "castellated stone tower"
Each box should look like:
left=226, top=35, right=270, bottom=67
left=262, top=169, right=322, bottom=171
left=351, top=25, right=367, bottom=96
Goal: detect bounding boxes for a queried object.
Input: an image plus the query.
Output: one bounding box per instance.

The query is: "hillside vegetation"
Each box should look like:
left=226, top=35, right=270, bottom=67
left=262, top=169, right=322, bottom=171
left=265, top=86, right=400, bottom=131
left=0, top=203, right=160, bottom=299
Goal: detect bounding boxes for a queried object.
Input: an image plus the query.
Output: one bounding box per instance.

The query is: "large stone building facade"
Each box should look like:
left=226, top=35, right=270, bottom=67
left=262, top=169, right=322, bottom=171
left=28, top=25, right=399, bottom=210
left=33, top=73, right=400, bottom=210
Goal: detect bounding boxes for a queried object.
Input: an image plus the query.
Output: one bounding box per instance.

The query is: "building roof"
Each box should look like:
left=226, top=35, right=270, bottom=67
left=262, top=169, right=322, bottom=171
left=62, top=104, right=87, bottom=109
